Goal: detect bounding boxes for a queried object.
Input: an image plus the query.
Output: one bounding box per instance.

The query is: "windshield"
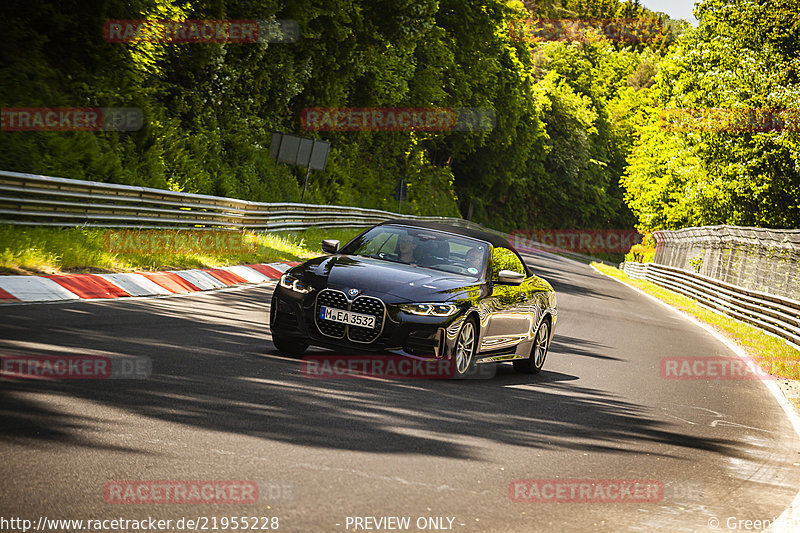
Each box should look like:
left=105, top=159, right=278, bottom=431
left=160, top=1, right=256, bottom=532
left=340, top=225, right=489, bottom=277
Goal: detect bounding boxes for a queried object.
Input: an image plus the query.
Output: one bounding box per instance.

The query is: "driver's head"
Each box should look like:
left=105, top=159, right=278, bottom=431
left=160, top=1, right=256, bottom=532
left=398, top=234, right=415, bottom=254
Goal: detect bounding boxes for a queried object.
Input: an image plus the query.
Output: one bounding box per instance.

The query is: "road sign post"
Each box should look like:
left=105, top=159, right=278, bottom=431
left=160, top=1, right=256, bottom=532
left=394, top=179, right=408, bottom=212
left=301, top=165, right=312, bottom=201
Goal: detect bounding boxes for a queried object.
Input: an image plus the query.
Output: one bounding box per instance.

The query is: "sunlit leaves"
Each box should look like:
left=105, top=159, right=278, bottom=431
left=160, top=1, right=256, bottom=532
left=623, top=0, right=800, bottom=230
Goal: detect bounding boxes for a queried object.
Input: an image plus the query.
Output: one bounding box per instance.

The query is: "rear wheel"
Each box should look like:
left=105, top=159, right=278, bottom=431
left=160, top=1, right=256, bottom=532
left=513, top=319, right=550, bottom=374
left=271, top=332, right=309, bottom=356
left=452, top=318, right=477, bottom=379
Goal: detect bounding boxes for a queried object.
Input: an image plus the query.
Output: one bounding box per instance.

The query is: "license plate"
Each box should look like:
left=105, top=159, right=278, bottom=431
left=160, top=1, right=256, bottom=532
left=320, top=307, right=376, bottom=329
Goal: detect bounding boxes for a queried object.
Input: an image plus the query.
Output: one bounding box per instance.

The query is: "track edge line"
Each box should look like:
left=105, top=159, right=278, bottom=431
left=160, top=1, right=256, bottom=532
left=590, top=263, right=800, bottom=533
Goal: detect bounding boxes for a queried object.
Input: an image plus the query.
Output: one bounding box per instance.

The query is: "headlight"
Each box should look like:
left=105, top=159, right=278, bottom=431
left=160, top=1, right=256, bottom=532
left=398, top=303, right=458, bottom=317
left=280, top=273, right=312, bottom=294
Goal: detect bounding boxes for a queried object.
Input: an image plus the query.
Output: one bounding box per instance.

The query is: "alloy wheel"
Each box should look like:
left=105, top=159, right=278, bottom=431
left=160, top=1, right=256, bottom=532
left=455, top=320, right=476, bottom=375
left=533, top=321, right=549, bottom=369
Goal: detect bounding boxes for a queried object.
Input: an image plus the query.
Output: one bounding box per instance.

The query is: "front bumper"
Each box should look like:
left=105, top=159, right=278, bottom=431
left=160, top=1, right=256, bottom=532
left=270, top=286, right=464, bottom=358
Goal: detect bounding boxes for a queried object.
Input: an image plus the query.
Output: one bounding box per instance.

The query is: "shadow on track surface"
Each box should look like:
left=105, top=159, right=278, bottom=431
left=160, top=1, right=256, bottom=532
left=522, top=253, right=621, bottom=300
left=0, top=286, right=745, bottom=461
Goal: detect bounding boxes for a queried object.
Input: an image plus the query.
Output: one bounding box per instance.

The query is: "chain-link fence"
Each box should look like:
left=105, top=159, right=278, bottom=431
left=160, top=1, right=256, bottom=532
left=653, top=226, right=800, bottom=301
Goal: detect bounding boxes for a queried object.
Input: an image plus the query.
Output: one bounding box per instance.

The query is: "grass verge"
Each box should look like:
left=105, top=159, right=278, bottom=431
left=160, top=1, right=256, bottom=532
left=0, top=225, right=365, bottom=274
left=592, top=262, right=800, bottom=382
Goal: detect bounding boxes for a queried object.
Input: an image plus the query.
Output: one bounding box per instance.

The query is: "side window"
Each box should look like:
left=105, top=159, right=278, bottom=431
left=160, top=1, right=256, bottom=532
left=353, top=231, right=393, bottom=256
left=489, top=247, right=526, bottom=281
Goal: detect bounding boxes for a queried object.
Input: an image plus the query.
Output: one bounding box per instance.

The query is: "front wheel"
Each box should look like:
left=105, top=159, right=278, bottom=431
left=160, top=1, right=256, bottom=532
left=271, top=332, right=309, bottom=356
left=452, top=318, right=478, bottom=379
left=513, top=319, right=550, bottom=374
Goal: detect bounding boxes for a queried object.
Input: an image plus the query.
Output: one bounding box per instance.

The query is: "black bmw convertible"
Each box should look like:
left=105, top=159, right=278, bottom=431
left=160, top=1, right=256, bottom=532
left=270, top=220, right=557, bottom=378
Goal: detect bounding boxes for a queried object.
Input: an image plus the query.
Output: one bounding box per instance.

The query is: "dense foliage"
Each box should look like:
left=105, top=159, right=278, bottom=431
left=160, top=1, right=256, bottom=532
left=622, top=0, right=800, bottom=230
left=8, top=1, right=790, bottom=234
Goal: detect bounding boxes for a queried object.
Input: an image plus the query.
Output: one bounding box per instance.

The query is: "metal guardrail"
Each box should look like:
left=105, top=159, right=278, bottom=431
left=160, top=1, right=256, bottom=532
left=12, top=170, right=794, bottom=344
left=622, top=261, right=800, bottom=347
left=0, top=170, right=484, bottom=232
left=0, top=169, right=621, bottom=271
left=653, top=225, right=800, bottom=301
left=621, top=261, right=648, bottom=279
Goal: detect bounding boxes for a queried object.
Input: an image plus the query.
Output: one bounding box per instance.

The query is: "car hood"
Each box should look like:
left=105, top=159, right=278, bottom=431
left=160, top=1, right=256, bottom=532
left=292, top=255, right=479, bottom=303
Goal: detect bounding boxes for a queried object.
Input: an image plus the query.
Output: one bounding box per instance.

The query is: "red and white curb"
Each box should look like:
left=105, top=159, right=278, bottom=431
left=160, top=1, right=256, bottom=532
left=0, top=262, right=297, bottom=303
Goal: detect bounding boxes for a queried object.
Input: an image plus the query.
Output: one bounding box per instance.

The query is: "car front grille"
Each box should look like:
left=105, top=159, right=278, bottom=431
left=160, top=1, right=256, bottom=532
left=348, top=296, right=385, bottom=343
left=314, top=289, right=385, bottom=344
left=315, top=289, right=348, bottom=339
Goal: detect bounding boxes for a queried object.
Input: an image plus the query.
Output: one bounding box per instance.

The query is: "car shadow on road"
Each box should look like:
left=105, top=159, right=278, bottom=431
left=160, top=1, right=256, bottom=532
left=0, top=287, right=749, bottom=463
left=522, top=253, right=621, bottom=300
left=548, top=335, right=623, bottom=361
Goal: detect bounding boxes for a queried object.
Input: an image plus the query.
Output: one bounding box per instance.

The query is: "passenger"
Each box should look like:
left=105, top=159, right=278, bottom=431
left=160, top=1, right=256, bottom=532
left=465, top=247, right=484, bottom=272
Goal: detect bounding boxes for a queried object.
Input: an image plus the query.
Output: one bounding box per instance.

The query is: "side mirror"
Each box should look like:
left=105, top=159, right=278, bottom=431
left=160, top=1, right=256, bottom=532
left=321, top=239, right=340, bottom=254
left=497, top=269, right=525, bottom=285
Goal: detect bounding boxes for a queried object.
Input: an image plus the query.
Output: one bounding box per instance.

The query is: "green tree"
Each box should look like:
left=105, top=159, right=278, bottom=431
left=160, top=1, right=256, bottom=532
left=622, top=0, right=800, bottom=230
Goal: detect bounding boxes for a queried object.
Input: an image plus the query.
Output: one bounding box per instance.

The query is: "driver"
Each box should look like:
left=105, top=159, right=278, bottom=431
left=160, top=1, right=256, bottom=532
left=398, top=234, right=417, bottom=264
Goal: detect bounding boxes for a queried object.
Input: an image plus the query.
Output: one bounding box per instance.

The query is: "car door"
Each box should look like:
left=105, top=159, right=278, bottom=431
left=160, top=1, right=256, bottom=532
left=479, top=247, right=535, bottom=352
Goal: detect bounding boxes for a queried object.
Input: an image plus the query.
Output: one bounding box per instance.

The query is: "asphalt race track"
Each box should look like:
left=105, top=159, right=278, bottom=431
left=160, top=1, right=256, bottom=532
left=2, top=252, right=800, bottom=532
